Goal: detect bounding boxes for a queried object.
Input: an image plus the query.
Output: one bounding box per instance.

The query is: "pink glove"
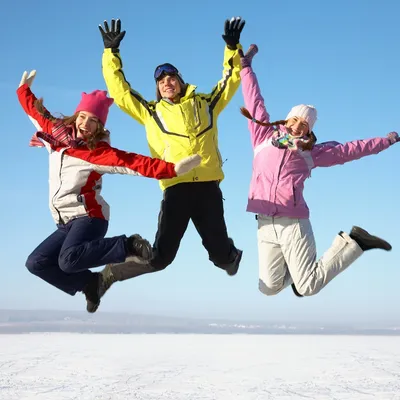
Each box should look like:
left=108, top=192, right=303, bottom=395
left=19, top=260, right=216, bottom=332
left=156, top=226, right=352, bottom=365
left=239, top=44, right=258, bottom=68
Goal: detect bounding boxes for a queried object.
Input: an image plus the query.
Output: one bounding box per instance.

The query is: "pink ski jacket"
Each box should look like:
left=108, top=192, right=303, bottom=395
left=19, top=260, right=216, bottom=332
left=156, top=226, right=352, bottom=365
left=241, top=67, right=391, bottom=219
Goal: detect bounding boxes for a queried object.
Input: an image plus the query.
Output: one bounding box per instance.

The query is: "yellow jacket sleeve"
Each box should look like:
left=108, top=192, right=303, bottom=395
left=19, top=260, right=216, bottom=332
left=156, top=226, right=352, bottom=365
left=102, top=48, right=151, bottom=126
left=206, top=44, right=242, bottom=116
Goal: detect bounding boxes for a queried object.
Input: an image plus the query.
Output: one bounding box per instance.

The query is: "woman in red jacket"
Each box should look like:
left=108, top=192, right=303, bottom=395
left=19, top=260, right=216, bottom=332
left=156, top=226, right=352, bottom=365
left=17, top=70, right=200, bottom=313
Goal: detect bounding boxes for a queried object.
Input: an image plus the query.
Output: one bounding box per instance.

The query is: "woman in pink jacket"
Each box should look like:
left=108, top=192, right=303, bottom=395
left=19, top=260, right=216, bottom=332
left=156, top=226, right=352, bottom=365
left=239, top=45, right=398, bottom=297
left=17, top=71, right=200, bottom=312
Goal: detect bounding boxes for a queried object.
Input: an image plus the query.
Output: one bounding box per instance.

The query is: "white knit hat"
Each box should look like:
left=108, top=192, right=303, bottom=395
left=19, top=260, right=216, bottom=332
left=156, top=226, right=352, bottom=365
left=286, top=104, right=317, bottom=133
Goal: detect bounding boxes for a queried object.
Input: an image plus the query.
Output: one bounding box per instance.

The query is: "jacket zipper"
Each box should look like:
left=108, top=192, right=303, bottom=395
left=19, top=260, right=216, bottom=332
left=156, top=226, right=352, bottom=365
left=273, top=150, right=287, bottom=214
left=293, top=185, right=297, bottom=206
left=213, top=135, right=223, bottom=167
left=52, top=150, right=65, bottom=224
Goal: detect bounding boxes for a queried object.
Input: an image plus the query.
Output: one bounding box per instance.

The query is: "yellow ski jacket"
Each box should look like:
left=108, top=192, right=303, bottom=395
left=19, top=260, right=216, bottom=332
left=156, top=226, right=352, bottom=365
left=102, top=46, right=242, bottom=191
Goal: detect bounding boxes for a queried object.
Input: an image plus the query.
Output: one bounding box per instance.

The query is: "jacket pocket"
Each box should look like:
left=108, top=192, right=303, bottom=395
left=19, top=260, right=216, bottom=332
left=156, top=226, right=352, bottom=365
left=180, top=99, right=201, bottom=131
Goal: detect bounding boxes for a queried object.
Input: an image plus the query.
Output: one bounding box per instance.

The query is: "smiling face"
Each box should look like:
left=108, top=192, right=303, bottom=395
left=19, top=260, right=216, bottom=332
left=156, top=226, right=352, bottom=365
left=157, top=74, right=182, bottom=100
left=285, top=116, right=310, bottom=137
left=75, top=111, right=99, bottom=139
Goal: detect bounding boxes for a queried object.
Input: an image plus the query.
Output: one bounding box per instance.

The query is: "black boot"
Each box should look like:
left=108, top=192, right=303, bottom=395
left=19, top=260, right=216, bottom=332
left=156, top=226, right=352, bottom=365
left=82, top=268, right=117, bottom=314
left=82, top=273, right=101, bottom=313
left=349, top=226, right=392, bottom=251
left=225, top=249, right=243, bottom=276
left=291, top=284, right=303, bottom=298
left=126, top=234, right=153, bottom=260
left=221, top=238, right=243, bottom=276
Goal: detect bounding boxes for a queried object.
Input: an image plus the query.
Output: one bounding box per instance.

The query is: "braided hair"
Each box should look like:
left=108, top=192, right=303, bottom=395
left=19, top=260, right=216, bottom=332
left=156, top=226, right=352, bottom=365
left=240, top=107, right=317, bottom=151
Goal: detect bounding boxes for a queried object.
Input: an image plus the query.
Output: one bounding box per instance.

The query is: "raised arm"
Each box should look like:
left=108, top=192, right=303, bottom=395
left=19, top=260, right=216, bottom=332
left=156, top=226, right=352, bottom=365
left=17, top=71, right=55, bottom=133
left=239, top=45, right=275, bottom=148
left=203, top=17, right=245, bottom=116
left=311, top=134, right=398, bottom=168
left=206, top=46, right=242, bottom=115
left=99, top=19, right=152, bottom=125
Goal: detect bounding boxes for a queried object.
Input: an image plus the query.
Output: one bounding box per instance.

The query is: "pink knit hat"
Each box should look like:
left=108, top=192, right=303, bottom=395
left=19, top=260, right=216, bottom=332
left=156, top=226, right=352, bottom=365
left=75, top=90, right=114, bottom=125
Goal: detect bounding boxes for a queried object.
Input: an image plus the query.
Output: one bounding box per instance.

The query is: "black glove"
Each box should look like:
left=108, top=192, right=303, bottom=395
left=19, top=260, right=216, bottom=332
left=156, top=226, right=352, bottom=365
left=99, top=19, right=126, bottom=50
left=222, top=17, right=246, bottom=50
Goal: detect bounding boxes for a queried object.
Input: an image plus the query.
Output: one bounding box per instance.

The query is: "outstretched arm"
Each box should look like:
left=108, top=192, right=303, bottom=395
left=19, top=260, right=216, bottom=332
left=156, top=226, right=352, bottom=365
left=240, top=45, right=275, bottom=148
left=311, top=134, right=397, bottom=168
left=100, top=19, right=152, bottom=126
left=68, top=142, right=201, bottom=179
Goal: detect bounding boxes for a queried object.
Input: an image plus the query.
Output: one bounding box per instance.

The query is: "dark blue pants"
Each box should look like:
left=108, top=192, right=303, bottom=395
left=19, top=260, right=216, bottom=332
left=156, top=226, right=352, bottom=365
left=25, top=217, right=127, bottom=295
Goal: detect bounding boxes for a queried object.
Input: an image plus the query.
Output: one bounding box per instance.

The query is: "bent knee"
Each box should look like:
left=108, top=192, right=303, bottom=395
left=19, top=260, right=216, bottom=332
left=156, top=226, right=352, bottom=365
left=149, top=258, right=171, bottom=271
left=296, top=284, right=322, bottom=297
left=58, top=250, right=77, bottom=273
left=258, top=279, right=283, bottom=296
left=25, top=256, right=40, bottom=274
left=58, top=260, right=75, bottom=273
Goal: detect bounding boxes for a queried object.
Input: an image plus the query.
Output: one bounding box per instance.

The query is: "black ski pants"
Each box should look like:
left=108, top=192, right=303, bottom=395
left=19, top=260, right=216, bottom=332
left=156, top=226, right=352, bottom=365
left=150, top=181, right=238, bottom=270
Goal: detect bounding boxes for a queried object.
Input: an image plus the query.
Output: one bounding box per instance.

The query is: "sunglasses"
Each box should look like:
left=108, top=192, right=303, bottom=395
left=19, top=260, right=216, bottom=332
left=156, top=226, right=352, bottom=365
left=154, top=63, right=180, bottom=81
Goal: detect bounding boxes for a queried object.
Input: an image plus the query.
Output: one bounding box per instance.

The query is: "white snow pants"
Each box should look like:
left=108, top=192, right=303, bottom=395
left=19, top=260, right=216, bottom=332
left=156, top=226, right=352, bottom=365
left=257, top=215, right=364, bottom=296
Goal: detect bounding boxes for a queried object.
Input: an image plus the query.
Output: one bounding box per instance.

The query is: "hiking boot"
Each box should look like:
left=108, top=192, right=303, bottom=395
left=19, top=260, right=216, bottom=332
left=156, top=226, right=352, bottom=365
left=126, top=234, right=153, bottom=261
left=222, top=238, right=243, bottom=276
left=226, top=249, right=243, bottom=276
left=349, top=226, right=392, bottom=252
left=83, top=273, right=101, bottom=313
left=83, top=267, right=117, bottom=314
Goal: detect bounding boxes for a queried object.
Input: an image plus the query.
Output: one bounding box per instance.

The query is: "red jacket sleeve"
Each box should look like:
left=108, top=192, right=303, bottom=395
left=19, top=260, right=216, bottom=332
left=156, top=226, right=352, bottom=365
left=16, top=84, right=55, bottom=133
left=65, top=142, right=177, bottom=180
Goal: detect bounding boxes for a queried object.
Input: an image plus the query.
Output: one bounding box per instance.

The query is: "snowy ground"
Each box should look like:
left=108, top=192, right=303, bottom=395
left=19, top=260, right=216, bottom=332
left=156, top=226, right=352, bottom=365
left=0, top=334, right=399, bottom=400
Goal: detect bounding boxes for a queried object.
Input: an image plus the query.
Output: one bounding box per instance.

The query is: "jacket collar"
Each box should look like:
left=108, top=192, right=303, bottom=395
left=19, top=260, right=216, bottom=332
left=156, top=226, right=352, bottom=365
left=161, top=84, right=197, bottom=104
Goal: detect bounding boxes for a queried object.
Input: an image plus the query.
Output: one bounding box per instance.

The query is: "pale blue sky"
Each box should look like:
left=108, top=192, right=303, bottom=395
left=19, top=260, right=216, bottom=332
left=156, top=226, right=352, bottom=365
left=2, top=0, right=399, bottom=324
